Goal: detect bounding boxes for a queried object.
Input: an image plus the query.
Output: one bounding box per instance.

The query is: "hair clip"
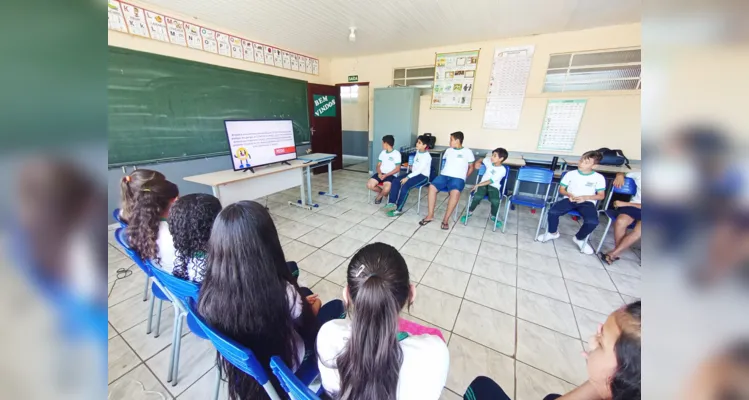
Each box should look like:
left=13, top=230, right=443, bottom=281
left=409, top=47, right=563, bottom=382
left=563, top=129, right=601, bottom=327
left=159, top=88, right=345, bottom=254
left=354, top=264, right=366, bottom=278
left=124, top=175, right=131, bottom=182
left=141, top=188, right=151, bottom=192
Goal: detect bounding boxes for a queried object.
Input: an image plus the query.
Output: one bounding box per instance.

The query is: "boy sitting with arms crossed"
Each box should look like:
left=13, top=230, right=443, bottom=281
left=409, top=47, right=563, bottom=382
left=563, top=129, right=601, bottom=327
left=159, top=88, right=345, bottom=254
left=367, top=135, right=401, bottom=204
left=460, top=147, right=508, bottom=229
left=420, top=131, right=475, bottom=230
left=384, top=135, right=433, bottom=217
left=537, top=150, right=606, bottom=254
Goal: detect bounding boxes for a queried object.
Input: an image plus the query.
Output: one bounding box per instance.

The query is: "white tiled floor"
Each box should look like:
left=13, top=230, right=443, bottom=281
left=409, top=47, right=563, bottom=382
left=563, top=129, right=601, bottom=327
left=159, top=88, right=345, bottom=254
left=108, top=168, right=641, bottom=399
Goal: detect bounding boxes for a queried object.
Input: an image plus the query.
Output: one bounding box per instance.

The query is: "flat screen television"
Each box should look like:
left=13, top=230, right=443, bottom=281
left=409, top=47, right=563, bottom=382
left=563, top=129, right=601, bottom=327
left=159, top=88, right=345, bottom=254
left=223, top=119, right=297, bottom=171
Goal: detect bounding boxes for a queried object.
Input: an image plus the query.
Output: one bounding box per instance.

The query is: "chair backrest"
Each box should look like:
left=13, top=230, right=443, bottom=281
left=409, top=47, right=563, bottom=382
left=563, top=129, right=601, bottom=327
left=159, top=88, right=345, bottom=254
left=114, top=227, right=152, bottom=277
left=440, top=157, right=446, bottom=172
left=270, top=356, right=320, bottom=400
left=113, top=208, right=127, bottom=227
left=499, top=165, right=510, bottom=195
left=147, top=261, right=200, bottom=304
left=184, top=298, right=281, bottom=400
left=516, top=166, right=554, bottom=184
left=603, top=177, right=637, bottom=209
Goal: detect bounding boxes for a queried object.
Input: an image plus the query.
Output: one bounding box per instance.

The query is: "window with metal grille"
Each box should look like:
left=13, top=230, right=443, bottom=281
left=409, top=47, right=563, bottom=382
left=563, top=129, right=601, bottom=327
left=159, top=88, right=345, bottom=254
left=340, top=85, right=359, bottom=103
left=393, top=66, right=435, bottom=88
left=544, top=48, right=641, bottom=92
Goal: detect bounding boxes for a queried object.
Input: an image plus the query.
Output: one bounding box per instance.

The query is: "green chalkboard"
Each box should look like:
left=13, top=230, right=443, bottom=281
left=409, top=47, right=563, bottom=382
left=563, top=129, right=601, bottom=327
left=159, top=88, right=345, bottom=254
left=108, top=46, right=310, bottom=167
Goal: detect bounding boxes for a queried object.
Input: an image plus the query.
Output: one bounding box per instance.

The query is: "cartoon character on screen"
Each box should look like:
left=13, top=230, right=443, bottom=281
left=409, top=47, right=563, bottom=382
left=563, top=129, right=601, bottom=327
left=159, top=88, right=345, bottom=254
left=234, top=147, right=251, bottom=168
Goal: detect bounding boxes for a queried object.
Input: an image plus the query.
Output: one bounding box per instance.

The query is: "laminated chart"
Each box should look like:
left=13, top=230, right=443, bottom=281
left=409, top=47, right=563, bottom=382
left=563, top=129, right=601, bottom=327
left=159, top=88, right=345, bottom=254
left=482, top=45, right=534, bottom=130
left=430, top=50, right=480, bottom=109
left=537, top=99, right=587, bottom=151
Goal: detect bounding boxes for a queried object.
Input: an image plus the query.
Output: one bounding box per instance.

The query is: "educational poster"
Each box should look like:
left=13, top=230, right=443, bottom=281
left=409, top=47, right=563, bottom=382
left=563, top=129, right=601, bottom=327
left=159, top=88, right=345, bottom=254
left=431, top=49, right=480, bottom=109
left=482, top=45, right=534, bottom=130
left=290, top=54, right=299, bottom=71
left=107, top=1, right=128, bottom=33
left=229, top=36, right=244, bottom=59
left=255, top=43, right=265, bottom=64
left=121, top=3, right=149, bottom=38
left=200, top=27, right=218, bottom=53
left=264, top=46, right=275, bottom=65
left=145, top=10, right=168, bottom=42
left=165, top=17, right=187, bottom=46
left=216, top=32, right=231, bottom=57
left=108, top=3, right=320, bottom=75
left=183, top=22, right=203, bottom=50
left=537, top=99, right=587, bottom=151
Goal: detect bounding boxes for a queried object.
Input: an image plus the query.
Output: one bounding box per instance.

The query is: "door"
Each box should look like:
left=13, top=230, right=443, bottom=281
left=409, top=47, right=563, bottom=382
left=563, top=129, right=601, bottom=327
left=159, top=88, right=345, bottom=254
left=307, top=83, right=343, bottom=173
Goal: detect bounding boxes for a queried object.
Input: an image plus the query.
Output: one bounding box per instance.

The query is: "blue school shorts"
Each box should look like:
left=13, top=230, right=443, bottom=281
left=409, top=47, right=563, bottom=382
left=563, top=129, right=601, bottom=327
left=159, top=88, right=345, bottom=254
left=371, top=173, right=395, bottom=183
left=617, top=206, right=641, bottom=221
left=431, top=175, right=465, bottom=192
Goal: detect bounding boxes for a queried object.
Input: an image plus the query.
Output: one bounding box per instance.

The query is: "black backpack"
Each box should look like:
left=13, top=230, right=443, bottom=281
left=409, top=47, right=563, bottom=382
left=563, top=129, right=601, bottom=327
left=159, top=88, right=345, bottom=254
left=420, top=133, right=437, bottom=149
left=596, top=148, right=630, bottom=169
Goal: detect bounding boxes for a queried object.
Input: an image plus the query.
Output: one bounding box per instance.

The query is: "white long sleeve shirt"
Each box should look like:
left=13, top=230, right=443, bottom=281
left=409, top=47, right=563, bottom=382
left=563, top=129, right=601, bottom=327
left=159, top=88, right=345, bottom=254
left=408, top=151, right=432, bottom=179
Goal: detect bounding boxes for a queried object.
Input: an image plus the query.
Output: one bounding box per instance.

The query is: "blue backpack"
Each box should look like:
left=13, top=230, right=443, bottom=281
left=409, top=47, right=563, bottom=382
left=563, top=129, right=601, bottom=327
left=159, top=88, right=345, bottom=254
left=596, top=148, right=631, bottom=169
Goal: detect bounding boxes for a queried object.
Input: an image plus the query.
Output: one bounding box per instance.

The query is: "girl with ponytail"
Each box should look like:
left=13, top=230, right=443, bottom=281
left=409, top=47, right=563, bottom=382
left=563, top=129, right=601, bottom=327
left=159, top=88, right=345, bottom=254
left=119, top=169, right=165, bottom=223
left=126, top=178, right=179, bottom=268
left=317, top=243, right=449, bottom=400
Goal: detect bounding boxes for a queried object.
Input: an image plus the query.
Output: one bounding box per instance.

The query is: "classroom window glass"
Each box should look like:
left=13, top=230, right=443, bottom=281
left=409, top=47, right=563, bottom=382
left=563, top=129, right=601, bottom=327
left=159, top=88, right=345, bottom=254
left=544, top=48, right=641, bottom=92
left=340, top=85, right=359, bottom=103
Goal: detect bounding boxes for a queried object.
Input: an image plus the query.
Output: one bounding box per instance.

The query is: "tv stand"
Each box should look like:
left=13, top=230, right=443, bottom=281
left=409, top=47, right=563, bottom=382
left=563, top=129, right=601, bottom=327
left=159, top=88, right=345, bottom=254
left=281, top=161, right=291, bottom=166
left=242, top=167, right=255, bottom=173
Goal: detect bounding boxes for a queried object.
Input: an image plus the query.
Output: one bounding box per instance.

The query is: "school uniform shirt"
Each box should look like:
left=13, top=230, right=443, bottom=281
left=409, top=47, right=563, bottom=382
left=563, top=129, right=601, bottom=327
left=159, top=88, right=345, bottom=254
left=627, top=171, right=642, bottom=204
left=378, top=150, right=402, bottom=175
left=407, top=150, right=433, bottom=179
left=561, top=170, right=606, bottom=204
left=441, top=147, right=475, bottom=180
left=480, top=158, right=507, bottom=190
left=317, top=318, right=449, bottom=399
left=155, top=221, right=203, bottom=282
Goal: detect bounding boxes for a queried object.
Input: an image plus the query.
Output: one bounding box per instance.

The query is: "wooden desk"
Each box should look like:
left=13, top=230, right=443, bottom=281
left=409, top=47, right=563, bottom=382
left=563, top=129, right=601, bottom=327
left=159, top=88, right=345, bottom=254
left=504, top=157, right=526, bottom=167
left=184, top=160, right=311, bottom=209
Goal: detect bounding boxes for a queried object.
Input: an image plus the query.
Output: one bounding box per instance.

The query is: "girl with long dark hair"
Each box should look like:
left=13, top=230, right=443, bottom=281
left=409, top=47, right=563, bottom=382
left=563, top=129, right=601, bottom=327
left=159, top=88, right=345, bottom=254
left=119, top=169, right=165, bottom=223
left=167, top=193, right=222, bottom=282
left=461, top=301, right=641, bottom=400
left=317, top=242, right=449, bottom=400
left=198, top=200, right=332, bottom=400
left=126, top=178, right=179, bottom=267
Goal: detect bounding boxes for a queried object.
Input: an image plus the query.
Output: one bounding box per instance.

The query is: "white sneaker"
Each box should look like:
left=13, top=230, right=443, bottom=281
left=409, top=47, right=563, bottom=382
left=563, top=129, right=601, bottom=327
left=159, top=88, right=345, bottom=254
left=573, top=237, right=594, bottom=254
left=537, top=231, right=560, bottom=242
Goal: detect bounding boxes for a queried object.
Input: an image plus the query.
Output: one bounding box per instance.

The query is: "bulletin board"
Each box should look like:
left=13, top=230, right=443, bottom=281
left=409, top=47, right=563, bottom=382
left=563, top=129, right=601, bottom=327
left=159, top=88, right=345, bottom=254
left=430, top=49, right=480, bottom=109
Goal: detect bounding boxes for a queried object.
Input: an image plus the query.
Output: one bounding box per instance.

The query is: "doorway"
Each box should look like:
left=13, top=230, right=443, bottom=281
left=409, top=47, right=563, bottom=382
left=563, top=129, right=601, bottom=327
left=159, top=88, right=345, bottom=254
left=337, top=82, right=370, bottom=173
left=307, top=83, right=343, bottom=174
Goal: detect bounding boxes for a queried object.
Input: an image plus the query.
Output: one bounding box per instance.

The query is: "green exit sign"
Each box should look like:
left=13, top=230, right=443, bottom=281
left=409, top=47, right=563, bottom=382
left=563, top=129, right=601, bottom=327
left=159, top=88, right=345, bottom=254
left=347, top=75, right=358, bottom=82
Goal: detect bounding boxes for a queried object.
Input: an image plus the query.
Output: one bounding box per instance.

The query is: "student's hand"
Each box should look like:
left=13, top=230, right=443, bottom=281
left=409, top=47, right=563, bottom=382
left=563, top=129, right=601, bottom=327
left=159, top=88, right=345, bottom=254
left=306, top=295, right=322, bottom=315
left=574, top=197, right=587, bottom=203
left=400, top=177, right=408, bottom=184
left=378, top=173, right=385, bottom=180
left=613, top=200, right=625, bottom=208
left=470, top=186, right=477, bottom=194
left=613, top=173, right=625, bottom=188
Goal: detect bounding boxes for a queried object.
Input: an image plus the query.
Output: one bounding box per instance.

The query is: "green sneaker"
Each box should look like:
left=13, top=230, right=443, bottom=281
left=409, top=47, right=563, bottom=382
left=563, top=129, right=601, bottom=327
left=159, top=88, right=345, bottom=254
left=490, top=216, right=503, bottom=229
left=460, top=212, right=472, bottom=224
left=386, top=210, right=403, bottom=218
left=383, top=203, right=397, bottom=211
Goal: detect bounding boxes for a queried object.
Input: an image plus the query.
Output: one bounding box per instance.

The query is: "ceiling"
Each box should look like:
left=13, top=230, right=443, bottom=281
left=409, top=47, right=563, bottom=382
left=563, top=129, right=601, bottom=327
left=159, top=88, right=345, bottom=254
left=146, top=0, right=640, bottom=58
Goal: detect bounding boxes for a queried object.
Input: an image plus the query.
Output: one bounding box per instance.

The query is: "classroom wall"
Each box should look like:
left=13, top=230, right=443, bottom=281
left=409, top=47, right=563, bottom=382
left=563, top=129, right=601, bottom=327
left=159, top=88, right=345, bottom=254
left=329, top=23, right=642, bottom=159
left=342, top=85, right=370, bottom=157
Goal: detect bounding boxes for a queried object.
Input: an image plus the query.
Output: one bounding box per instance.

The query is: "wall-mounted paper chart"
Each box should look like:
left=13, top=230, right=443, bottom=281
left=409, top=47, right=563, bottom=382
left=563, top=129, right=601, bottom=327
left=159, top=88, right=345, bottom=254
left=537, top=99, right=587, bottom=151
left=482, top=45, right=534, bottom=129
left=430, top=49, right=480, bottom=109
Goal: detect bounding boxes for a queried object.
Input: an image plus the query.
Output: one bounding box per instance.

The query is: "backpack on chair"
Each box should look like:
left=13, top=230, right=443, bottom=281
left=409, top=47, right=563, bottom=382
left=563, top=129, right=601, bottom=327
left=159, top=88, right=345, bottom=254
left=596, top=148, right=631, bottom=169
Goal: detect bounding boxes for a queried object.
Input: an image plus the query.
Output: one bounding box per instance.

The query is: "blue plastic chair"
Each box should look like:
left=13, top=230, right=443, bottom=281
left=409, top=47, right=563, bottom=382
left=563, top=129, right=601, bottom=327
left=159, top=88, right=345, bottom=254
left=270, top=356, right=321, bottom=400
left=114, top=228, right=170, bottom=335
left=404, top=152, right=430, bottom=214
left=462, top=163, right=510, bottom=231
left=147, top=262, right=207, bottom=386
left=112, top=208, right=127, bottom=227
left=502, top=167, right=555, bottom=238
left=595, top=177, right=638, bottom=254
left=184, top=298, right=284, bottom=400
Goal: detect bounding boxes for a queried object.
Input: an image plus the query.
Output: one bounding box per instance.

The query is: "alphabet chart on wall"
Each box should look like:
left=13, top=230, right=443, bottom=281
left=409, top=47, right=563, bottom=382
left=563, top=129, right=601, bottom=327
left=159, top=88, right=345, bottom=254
left=537, top=99, right=587, bottom=151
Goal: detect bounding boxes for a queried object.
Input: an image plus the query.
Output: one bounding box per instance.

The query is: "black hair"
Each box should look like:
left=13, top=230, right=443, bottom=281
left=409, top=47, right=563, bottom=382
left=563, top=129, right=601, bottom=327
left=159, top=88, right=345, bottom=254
left=382, top=135, right=395, bottom=147
left=336, top=243, right=411, bottom=400
left=198, top=201, right=317, bottom=400
left=416, top=134, right=431, bottom=150
left=492, top=147, right=508, bottom=162
left=582, top=150, right=603, bottom=165
left=127, top=179, right=179, bottom=264
left=450, top=131, right=464, bottom=144
left=611, top=300, right=641, bottom=400
left=167, top=193, right=222, bottom=282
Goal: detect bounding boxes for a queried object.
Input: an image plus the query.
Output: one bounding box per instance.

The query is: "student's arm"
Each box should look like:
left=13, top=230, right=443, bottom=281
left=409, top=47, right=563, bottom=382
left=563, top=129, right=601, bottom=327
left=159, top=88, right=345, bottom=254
left=614, top=200, right=642, bottom=209
left=613, top=172, right=625, bottom=188
left=470, top=179, right=491, bottom=192
left=559, top=173, right=574, bottom=199
left=579, top=189, right=606, bottom=203
left=376, top=162, right=383, bottom=176
left=467, top=162, right=475, bottom=179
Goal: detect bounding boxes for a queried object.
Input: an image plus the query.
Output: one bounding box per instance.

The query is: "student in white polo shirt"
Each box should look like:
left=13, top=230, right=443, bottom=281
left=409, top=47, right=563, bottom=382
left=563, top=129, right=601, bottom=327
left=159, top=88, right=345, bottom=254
left=537, top=150, right=606, bottom=254
left=367, top=135, right=402, bottom=205
left=420, top=131, right=475, bottom=230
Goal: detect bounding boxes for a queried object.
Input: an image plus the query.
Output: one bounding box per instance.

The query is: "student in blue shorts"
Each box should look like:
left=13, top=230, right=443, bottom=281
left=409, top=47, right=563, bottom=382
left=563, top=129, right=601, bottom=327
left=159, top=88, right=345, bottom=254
left=420, top=131, right=475, bottom=230
left=367, top=135, right=402, bottom=205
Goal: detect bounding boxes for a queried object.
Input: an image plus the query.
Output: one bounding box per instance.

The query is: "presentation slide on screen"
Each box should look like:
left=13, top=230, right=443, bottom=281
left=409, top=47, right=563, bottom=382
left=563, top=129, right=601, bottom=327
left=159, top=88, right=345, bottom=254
left=224, top=120, right=297, bottom=170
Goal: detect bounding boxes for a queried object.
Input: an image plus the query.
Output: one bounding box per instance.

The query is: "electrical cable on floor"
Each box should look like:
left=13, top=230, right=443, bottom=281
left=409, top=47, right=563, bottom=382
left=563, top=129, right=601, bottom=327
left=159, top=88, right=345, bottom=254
left=107, top=379, right=166, bottom=400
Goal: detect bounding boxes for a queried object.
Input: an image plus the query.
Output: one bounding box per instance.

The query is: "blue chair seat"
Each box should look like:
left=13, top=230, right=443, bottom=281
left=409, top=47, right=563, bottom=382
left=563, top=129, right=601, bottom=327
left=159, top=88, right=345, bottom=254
left=152, top=282, right=170, bottom=301
left=295, top=355, right=325, bottom=395
left=186, top=314, right=208, bottom=340
left=509, top=194, right=547, bottom=209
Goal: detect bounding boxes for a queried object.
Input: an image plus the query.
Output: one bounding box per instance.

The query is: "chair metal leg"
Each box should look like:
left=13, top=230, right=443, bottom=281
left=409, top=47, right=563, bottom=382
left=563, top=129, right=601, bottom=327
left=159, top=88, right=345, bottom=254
left=595, top=218, right=613, bottom=254
left=534, top=207, right=545, bottom=241
left=417, top=187, right=422, bottom=214
left=146, top=291, right=156, bottom=335
left=502, top=201, right=511, bottom=233
left=142, top=275, right=149, bottom=302
left=492, top=198, right=503, bottom=232
left=167, top=307, right=180, bottom=383
left=462, top=193, right=473, bottom=226
left=171, top=315, right=184, bottom=387
left=213, top=364, right=221, bottom=400
left=154, top=299, right=163, bottom=338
